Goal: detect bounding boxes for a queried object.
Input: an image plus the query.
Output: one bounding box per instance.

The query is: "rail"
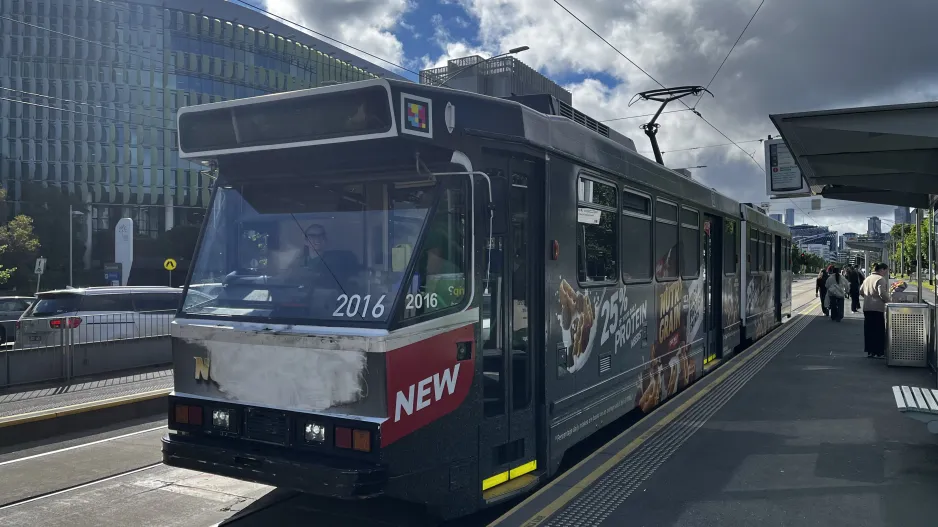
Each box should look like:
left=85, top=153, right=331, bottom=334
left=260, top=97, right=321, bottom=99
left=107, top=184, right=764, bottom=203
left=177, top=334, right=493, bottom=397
left=1, top=311, right=173, bottom=388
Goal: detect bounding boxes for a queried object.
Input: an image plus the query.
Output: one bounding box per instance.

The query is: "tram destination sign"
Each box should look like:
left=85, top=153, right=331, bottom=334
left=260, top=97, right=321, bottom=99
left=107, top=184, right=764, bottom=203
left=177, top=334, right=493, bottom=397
left=178, top=84, right=394, bottom=156
left=764, top=138, right=811, bottom=198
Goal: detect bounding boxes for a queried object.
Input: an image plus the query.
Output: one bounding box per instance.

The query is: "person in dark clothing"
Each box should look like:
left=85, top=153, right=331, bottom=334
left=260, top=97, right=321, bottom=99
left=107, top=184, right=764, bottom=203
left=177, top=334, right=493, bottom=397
left=846, top=265, right=862, bottom=312
left=816, top=266, right=831, bottom=315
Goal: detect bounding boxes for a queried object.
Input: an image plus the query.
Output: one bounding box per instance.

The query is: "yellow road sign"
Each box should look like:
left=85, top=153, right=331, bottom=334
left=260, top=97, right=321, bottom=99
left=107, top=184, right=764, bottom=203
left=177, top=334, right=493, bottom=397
left=164, top=258, right=177, bottom=271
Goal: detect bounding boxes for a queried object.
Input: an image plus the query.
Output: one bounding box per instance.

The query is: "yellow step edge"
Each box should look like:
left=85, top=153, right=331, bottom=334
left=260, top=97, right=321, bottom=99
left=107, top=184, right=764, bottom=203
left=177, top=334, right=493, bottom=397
left=483, top=460, right=538, bottom=491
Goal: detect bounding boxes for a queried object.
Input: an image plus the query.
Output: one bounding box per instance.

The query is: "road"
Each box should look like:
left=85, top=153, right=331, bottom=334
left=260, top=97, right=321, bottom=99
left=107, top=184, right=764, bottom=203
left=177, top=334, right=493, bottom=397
left=0, top=278, right=820, bottom=526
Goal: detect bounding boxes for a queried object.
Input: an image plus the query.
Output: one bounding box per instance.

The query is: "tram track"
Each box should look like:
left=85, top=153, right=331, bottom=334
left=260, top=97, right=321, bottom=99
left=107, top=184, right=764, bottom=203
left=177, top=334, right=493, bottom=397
left=0, top=463, right=163, bottom=511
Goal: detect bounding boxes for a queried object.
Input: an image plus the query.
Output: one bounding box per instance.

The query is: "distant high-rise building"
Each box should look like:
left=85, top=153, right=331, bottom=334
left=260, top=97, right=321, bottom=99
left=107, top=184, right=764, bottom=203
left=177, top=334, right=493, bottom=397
left=868, top=216, right=882, bottom=235
left=894, top=207, right=911, bottom=225
left=784, top=209, right=795, bottom=227
left=770, top=214, right=782, bottom=222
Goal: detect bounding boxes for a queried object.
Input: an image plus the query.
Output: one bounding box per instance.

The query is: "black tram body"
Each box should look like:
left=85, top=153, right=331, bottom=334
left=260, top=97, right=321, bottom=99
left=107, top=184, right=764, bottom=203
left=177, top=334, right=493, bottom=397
left=161, top=78, right=792, bottom=519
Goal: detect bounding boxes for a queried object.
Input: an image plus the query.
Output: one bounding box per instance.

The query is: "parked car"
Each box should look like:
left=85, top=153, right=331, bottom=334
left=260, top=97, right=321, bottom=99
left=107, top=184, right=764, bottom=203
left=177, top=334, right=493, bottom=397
left=14, top=286, right=182, bottom=349
left=0, top=296, right=35, bottom=343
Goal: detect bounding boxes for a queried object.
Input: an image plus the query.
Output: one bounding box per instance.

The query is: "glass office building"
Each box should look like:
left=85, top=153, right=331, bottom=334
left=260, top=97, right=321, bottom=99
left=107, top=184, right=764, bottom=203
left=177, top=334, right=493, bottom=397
left=0, top=0, right=398, bottom=278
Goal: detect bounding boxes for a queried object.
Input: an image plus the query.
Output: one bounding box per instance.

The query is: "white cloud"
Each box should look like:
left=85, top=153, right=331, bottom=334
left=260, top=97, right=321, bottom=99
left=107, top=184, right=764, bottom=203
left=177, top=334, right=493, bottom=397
left=431, top=0, right=938, bottom=231
left=264, top=0, right=412, bottom=71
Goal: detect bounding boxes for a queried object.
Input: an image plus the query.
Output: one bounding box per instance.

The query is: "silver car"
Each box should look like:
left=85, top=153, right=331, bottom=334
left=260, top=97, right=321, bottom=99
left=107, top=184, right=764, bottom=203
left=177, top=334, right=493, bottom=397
left=0, top=296, right=35, bottom=344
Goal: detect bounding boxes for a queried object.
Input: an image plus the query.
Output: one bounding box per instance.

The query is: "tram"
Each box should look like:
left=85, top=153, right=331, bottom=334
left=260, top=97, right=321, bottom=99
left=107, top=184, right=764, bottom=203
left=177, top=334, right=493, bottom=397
left=161, top=78, right=792, bottom=519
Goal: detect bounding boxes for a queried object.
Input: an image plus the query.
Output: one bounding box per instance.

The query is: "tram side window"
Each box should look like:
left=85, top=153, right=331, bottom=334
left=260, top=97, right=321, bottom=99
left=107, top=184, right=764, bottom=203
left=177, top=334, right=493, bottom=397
left=680, top=207, right=700, bottom=278
left=576, top=176, right=618, bottom=284
left=760, top=232, right=768, bottom=272
left=749, top=228, right=758, bottom=274
left=724, top=220, right=737, bottom=275
left=655, top=199, right=679, bottom=280
left=400, top=185, right=468, bottom=320
left=621, top=189, right=652, bottom=282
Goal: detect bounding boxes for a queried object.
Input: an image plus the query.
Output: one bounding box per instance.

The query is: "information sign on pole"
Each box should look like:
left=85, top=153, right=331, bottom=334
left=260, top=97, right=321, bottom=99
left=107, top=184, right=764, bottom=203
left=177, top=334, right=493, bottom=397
left=34, top=257, right=47, bottom=294
left=765, top=138, right=811, bottom=198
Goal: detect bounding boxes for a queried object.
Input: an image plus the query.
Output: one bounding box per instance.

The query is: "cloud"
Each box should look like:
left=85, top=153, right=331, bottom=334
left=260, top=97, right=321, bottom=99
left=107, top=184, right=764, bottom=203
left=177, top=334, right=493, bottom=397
left=263, top=0, right=412, bottom=71
left=432, top=0, right=938, bottom=234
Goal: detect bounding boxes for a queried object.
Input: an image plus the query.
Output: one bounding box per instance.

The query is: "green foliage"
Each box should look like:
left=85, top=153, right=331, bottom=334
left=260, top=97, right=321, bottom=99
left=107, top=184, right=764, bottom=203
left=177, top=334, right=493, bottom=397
left=889, top=216, right=930, bottom=275
left=8, top=182, right=86, bottom=290
left=791, top=242, right=829, bottom=274
left=0, top=189, right=41, bottom=288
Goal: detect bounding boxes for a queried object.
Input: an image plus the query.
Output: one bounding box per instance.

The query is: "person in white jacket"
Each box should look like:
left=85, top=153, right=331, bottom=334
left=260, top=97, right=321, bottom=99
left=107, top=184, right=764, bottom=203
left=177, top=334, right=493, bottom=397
left=824, top=267, right=848, bottom=321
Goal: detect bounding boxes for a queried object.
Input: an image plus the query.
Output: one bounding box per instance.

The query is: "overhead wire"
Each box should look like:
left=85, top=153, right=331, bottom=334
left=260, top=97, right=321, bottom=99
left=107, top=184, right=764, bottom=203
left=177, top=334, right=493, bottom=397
left=227, top=0, right=420, bottom=77
left=693, top=0, right=765, bottom=109
left=599, top=108, right=693, bottom=123
left=550, top=0, right=819, bottom=221
left=0, top=86, right=177, bottom=126
left=636, top=137, right=764, bottom=155
left=0, top=15, right=167, bottom=69
left=0, top=95, right=173, bottom=132
left=550, top=1, right=772, bottom=168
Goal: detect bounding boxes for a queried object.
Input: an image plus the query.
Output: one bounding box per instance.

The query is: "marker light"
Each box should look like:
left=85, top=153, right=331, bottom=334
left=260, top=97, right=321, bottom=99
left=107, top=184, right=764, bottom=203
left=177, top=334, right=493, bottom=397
left=212, top=409, right=231, bottom=430
left=304, top=422, right=325, bottom=443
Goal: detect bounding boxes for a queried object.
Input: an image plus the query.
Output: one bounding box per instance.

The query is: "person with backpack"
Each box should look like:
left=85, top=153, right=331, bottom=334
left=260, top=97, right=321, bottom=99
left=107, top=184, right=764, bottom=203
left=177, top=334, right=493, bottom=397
left=825, top=267, right=847, bottom=321
left=860, top=263, right=891, bottom=358
left=816, top=265, right=831, bottom=316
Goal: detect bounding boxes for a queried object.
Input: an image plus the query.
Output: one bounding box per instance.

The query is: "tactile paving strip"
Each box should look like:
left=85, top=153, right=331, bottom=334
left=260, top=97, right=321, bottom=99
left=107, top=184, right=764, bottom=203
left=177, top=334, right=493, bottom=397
left=543, top=307, right=819, bottom=527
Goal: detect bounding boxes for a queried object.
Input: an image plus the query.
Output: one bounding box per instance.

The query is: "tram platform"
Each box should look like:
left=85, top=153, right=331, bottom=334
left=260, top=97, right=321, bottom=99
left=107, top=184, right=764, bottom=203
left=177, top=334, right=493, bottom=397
left=0, top=367, right=171, bottom=442
left=494, top=302, right=938, bottom=527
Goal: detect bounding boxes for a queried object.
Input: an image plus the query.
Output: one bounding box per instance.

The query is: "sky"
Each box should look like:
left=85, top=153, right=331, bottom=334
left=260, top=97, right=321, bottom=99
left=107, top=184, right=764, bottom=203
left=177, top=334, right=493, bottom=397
left=255, top=0, right=938, bottom=236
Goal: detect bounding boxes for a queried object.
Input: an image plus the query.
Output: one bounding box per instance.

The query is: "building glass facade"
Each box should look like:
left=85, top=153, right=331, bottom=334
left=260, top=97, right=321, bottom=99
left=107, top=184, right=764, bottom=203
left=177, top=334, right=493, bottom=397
left=0, top=0, right=395, bottom=277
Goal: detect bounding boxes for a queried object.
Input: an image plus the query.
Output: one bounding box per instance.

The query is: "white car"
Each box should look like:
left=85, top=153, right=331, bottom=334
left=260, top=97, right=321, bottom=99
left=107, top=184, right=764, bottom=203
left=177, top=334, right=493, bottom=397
left=15, top=286, right=182, bottom=349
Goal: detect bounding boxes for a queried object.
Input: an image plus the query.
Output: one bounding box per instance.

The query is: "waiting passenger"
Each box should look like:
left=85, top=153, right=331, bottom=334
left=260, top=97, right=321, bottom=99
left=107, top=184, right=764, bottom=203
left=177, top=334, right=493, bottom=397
left=860, top=263, right=891, bottom=359
left=816, top=266, right=830, bottom=316
left=824, top=267, right=847, bottom=322
left=846, top=265, right=862, bottom=313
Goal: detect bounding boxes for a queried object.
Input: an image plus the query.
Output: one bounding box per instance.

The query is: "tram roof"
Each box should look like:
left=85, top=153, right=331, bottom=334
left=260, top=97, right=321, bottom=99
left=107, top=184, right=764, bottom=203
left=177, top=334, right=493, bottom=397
left=770, top=101, right=938, bottom=209
left=179, top=78, right=786, bottom=224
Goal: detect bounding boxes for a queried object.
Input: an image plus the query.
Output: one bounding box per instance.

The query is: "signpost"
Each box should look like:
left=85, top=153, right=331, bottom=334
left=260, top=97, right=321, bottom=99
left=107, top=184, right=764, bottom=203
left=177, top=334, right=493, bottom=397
left=103, top=263, right=122, bottom=286
left=765, top=138, right=811, bottom=198
left=34, top=257, right=47, bottom=294
left=164, top=258, right=177, bottom=286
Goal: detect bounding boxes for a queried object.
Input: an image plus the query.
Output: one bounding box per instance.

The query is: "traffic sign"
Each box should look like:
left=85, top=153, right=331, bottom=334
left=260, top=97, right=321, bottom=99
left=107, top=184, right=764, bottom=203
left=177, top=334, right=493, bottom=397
left=34, top=257, right=47, bottom=275
left=164, top=258, right=177, bottom=271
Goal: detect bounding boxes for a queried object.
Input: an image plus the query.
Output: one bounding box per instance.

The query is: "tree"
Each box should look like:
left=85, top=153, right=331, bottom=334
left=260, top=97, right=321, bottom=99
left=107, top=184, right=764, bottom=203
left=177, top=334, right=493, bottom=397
left=13, top=182, right=86, bottom=290
left=0, top=189, right=41, bottom=289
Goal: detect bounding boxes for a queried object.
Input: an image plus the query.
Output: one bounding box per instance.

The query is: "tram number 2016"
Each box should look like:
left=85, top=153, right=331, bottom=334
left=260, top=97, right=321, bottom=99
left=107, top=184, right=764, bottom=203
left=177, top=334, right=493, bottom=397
left=333, top=294, right=387, bottom=318
left=406, top=293, right=439, bottom=310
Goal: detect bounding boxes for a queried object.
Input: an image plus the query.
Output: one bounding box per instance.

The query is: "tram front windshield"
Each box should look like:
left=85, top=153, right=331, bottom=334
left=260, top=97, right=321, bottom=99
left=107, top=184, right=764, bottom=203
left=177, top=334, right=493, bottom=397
left=181, top=176, right=469, bottom=326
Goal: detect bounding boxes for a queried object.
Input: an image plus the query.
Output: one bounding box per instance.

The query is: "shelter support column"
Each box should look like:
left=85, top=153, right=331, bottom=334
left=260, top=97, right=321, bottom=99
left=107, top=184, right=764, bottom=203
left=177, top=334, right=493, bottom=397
left=917, top=208, right=923, bottom=304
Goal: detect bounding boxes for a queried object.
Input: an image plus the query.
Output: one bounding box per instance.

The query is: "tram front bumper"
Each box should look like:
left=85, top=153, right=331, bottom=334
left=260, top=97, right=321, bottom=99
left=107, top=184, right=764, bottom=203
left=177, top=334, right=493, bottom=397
left=161, top=433, right=387, bottom=499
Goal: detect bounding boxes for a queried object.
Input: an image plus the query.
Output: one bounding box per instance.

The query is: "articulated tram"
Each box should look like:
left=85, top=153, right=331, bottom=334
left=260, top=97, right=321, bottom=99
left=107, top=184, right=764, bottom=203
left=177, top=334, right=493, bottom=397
left=161, top=78, right=792, bottom=520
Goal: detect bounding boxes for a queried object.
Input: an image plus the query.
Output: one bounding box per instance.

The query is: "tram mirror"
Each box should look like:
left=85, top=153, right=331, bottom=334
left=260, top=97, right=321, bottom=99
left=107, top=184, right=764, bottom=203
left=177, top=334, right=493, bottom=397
left=392, top=244, right=413, bottom=272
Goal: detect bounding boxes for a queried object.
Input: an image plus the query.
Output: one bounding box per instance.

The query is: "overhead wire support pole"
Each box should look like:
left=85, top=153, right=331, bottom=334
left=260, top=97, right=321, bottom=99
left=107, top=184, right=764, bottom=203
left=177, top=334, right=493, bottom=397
left=629, top=86, right=713, bottom=166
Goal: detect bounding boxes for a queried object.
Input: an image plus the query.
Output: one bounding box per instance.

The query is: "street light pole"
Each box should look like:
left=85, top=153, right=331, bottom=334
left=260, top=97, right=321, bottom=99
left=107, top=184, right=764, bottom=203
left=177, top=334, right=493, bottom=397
left=68, top=206, right=84, bottom=288
left=433, top=46, right=530, bottom=88
left=69, top=204, right=73, bottom=287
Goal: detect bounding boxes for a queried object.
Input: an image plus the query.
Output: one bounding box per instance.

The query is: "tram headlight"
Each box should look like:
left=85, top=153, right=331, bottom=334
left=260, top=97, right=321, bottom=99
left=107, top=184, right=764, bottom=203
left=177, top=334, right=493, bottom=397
left=212, top=409, right=231, bottom=430
left=304, top=422, right=326, bottom=443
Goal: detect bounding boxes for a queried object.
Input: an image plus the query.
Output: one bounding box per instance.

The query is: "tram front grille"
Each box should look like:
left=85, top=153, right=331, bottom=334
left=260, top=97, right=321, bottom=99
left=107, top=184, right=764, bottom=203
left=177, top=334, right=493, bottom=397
left=243, top=407, right=289, bottom=445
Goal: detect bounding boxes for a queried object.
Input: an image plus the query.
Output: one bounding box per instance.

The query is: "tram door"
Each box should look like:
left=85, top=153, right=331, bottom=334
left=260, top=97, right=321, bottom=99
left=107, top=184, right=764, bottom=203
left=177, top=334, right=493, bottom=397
left=479, top=156, right=538, bottom=496
left=703, top=215, right=723, bottom=367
